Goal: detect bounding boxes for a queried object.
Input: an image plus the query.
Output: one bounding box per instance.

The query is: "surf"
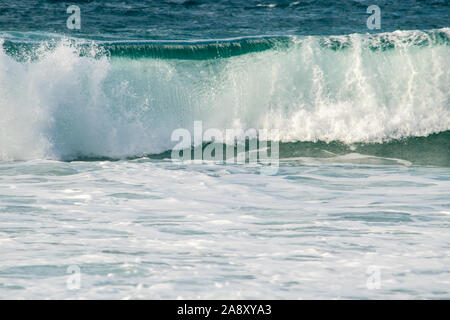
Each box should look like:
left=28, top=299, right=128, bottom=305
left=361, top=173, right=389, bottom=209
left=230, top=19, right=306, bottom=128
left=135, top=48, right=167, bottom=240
left=0, top=29, right=449, bottom=164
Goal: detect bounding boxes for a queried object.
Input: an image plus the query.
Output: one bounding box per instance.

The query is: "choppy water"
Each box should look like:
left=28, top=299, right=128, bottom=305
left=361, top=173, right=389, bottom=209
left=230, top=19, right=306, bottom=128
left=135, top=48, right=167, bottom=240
left=1, top=160, right=449, bottom=299
left=1, top=0, right=449, bottom=39
left=0, top=0, right=449, bottom=299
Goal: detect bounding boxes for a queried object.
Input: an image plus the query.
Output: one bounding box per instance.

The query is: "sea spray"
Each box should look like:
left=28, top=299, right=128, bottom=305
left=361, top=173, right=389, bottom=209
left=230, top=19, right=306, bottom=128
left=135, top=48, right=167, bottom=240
left=0, top=29, right=449, bottom=162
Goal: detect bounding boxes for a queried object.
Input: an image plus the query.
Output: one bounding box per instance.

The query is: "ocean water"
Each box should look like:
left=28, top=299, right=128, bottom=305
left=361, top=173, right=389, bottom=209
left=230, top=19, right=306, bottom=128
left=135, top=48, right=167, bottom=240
left=0, top=0, right=449, bottom=299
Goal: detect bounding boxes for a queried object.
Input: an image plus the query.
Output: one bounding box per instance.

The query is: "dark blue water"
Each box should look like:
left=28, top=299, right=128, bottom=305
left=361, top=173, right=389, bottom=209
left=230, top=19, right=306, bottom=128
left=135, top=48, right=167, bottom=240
left=1, top=0, right=449, bottom=40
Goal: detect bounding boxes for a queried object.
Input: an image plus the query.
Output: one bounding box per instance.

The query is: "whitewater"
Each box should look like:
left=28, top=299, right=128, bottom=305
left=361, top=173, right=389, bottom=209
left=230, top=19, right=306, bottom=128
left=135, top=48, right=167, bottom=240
left=0, top=29, right=449, bottom=162
left=0, top=27, right=449, bottom=298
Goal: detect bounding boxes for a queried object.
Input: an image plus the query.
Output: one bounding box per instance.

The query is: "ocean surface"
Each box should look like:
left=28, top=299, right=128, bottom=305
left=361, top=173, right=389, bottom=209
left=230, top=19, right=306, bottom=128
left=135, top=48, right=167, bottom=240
left=0, top=0, right=449, bottom=299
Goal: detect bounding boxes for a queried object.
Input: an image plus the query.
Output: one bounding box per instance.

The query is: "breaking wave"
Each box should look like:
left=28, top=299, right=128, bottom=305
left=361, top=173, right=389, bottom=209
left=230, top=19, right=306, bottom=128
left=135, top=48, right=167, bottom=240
left=0, top=29, right=449, bottom=164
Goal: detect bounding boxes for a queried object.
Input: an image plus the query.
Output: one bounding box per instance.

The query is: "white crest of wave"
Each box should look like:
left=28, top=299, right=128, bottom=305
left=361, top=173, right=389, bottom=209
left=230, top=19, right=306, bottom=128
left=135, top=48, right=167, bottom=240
left=0, top=30, right=449, bottom=160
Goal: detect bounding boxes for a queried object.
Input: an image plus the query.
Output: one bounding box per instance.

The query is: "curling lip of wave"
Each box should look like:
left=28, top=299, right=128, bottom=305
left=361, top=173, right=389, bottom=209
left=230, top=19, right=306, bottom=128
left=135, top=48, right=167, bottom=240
left=1, top=34, right=292, bottom=60
left=1, top=28, right=449, bottom=60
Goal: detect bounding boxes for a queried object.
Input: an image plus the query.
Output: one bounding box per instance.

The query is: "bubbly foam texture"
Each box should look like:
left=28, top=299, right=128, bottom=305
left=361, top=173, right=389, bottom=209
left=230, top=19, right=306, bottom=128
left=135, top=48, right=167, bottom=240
left=0, top=29, right=449, bottom=160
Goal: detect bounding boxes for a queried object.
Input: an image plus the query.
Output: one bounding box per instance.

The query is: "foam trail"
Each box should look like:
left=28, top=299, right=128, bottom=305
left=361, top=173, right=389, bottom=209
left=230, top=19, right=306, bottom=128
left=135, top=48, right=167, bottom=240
left=0, top=29, right=449, bottom=161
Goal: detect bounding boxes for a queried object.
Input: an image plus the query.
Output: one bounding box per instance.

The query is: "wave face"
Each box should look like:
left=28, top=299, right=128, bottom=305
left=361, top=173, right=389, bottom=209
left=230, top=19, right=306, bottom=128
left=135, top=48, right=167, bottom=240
left=0, top=29, right=449, bottom=164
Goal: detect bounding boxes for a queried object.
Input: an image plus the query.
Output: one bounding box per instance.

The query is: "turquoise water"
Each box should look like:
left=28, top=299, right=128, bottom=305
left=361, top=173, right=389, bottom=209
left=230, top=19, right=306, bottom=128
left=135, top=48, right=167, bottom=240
left=0, top=1, right=449, bottom=299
